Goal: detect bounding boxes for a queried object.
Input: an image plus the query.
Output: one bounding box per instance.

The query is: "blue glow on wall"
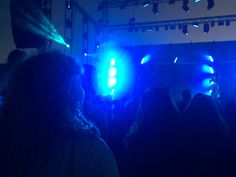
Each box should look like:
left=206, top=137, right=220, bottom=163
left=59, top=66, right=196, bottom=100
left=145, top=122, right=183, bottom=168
left=141, top=54, right=151, bottom=64
left=202, top=64, right=214, bottom=74
left=205, top=55, right=214, bottom=62
left=97, top=42, right=134, bottom=99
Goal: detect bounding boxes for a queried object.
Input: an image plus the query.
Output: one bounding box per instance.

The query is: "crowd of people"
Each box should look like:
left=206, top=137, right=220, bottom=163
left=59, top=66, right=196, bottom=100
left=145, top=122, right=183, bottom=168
left=0, top=49, right=236, bottom=177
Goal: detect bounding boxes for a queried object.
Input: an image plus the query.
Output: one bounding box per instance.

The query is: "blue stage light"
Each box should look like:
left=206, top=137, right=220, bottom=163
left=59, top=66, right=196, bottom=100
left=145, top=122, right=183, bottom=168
left=110, top=58, right=116, bottom=66
left=202, top=78, right=212, bottom=88
left=97, top=45, right=134, bottom=99
left=108, top=77, right=117, bottom=87
left=209, top=67, right=214, bottom=74
left=202, top=64, right=214, bottom=74
left=111, top=89, right=115, bottom=95
left=109, top=67, right=117, bottom=77
left=174, top=57, right=178, bottom=63
left=205, top=89, right=213, bottom=96
left=205, top=55, right=214, bottom=62
left=143, top=1, right=150, bottom=7
left=141, top=54, right=151, bottom=64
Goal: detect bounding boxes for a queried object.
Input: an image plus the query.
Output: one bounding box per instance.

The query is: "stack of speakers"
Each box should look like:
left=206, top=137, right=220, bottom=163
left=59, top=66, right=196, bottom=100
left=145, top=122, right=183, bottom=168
left=10, top=0, right=46, bottom=48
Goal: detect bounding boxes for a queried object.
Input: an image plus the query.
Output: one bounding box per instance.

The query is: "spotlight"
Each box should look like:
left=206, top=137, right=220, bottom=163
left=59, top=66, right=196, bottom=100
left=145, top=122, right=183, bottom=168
left=178, top=23, right=183, bottom=30
left=152, top=3, right=159, bottom=15
left=65, top=38, right=71, bottom=47
left=83, top=48, right=88, bottom=56
left=202, top=64, right=214, bottom=74
left=210, top=80, right=215, bottom=85
left=174, top=57, right=178, bottom=63
left=141, top=54, right=151, bottom=64
left=65, top=0, right=72, bottom=9
left=194, top=0, right=201, bottom=2
left=143, top=1, right=150, bottom=7
left=109, top=77, right=117, bottom=87
left=147, top=27, right=153, bottom=32
left=207, top=0, right=215, bottom=10
left=182, top=0, right=190, bottom=12
left=206, top=55, right=214, bottom=62
left=209, top=67, right=214, bottom=74
left=96, top=41, right=100, bottom=48
left=210, top=20, right=215, bottom=27
left=182, top=25, right=188, bottom=35
left=203, top=23, right=210, bottom=34
left=218, top=20, right=224, bottom=26
left=226, top=19, right=230, bottom=26
left=109, top=67, right=117, bottom=77
left=110, top=58, right=116, bottom=66
left=192, top=22, right=200, bottom=28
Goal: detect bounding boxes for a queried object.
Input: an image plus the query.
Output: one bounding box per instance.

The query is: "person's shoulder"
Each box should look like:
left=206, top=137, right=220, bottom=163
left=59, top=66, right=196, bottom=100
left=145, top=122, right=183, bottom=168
left=73, top=136, right=120, bottom=177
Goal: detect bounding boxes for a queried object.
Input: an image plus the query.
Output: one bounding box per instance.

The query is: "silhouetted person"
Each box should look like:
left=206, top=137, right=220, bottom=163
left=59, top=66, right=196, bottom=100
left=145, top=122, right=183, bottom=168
left=178, top=89, right=192, bottom=112
left=124, top=87, right=185, bottom=177
left=0, top=51, right=120, bottom=177
left=183, top=93, right=229, bottom=177
left=6, top=49, right=27, bottom=70
left=0, top=49, right=26, bottom=103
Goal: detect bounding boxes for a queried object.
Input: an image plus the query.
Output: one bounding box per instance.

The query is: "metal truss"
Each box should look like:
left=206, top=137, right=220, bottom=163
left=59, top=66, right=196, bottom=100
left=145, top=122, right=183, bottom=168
left=107, top=15, right=236, bottom=31
left=98, top=0, right=183, bottom=9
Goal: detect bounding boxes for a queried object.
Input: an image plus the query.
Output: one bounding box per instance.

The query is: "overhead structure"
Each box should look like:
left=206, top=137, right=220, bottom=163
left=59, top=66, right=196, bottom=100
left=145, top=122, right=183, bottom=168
left=106, top=15, right=236, bottom=35
left=98, top=0, right=183, bottom=9
left=98, top=0, right=213, bottom=10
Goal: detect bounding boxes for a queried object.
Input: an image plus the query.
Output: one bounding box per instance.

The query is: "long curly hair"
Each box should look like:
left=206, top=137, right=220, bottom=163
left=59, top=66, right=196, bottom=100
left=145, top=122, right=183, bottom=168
left=0, top=51, right=99, bottom=176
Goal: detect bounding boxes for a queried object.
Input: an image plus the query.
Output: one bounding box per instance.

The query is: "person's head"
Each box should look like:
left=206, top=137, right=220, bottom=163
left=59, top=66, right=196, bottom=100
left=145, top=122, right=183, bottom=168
left=128, top=87, right=181, bottom=139
left=7, top=49, right=26, bottom=69
left=184, top=93, right=228, bottom=136
left=185, top=93, right=219, bottom=119
left=141, top=87, right=174, bottom=115
left=2, top=51, right=98, bottom=139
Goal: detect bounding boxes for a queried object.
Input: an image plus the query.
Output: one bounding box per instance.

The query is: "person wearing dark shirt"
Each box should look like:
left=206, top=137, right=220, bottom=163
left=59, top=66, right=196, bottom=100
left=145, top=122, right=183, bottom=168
left=0, top=51, right=119, bottom=177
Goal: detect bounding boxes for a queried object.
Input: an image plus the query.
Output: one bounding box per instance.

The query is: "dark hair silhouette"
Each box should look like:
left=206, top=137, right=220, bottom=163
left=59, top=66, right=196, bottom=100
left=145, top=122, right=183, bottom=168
left=0, top=51, right=99, bottom=176
left=183, top=93, right=229, bottom=177
left=184, top=93, right=228, bottom=138
left=7, top=49, right=26, bottom=68
left=125, top=87, right=184, bottom=177
left=0, top=49, right=27, bottom=97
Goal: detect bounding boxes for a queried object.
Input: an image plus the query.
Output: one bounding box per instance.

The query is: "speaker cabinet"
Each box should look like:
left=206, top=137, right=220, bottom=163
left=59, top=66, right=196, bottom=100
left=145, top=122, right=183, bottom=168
left=10, top=0, right=46, bottom=48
